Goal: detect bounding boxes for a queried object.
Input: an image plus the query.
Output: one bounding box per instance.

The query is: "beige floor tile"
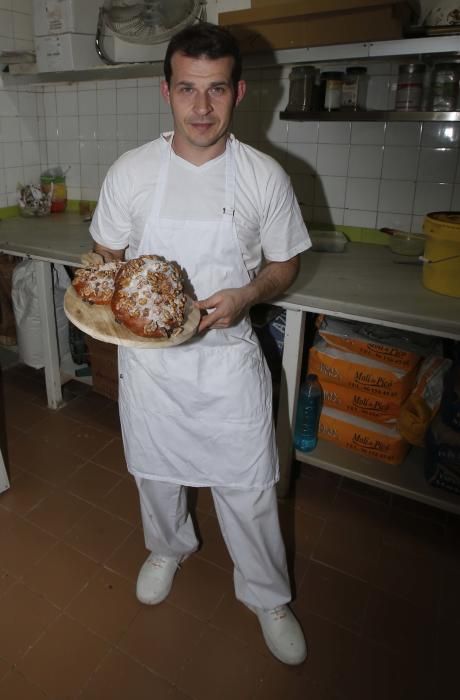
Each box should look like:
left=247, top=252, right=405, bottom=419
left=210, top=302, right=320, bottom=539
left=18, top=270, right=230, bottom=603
left=23, top=540, right=99, bottom=609
left=0, top=582, right=59, bottom=664
left=17, top=614, right=110, bottom=698
left=0, top=567, right=18, bottom=599
left=118, top=602, right=205, bottom=683
left=79, top=649, right=175, bottom=700
left=296, top=560, right=370, bottom=634
left=368, top=540, right=442, bottom=610
left=177, top=625, right=269, bottom=700
left=25, top=489, right=91, bottom=537
left=295, top=612, right=359, bottom=698
left=362, top=587, right=437, bottom=660
left=0, top=517, right=57, bottom=578
left=24, top=411, right=81, bottom=446
left=0, top=502, right=20, bottom=530
left=104, top=528, right=148, bottom=582
left=254, top=662, right=317, bottom=700
left=99, top=475, right=142, bottom=526
left=0, top=472, right=53, bottom=516
left=279, top=501, right=326, bottom=559
left=9, top=435, right=84, bottom=486
left=66, top=567, right=141, bottom=643
left=63, top=504, right=134, bottom=563
left=4, top=391, right=48, bottom=432
left=349, top=637, right=436, bottom=700
left=61, top=393, right=120, bottom=436
left=0, top=670, right=48, bottom=699
left=167, top=554, right=233, bottom=621
left=64, top=461, right=123, bottom=504
left=90, top=437, right=127, bottom=475
left=209, top=592, right=269, bottom=655
left=311, top=517, right=381, bottom=582
left=292, top=468, right=340, bottom=519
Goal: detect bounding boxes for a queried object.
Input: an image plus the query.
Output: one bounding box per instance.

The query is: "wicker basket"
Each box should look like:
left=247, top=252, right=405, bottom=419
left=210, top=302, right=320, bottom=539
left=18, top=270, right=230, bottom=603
left=85, top=335, right=118, bottom=401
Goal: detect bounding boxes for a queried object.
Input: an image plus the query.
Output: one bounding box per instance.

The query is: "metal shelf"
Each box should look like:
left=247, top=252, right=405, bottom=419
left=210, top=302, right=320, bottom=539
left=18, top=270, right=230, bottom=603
left=6, top=35, right=460, bottom=85
left=296, top=441, right=460, bottom=515
left=244, top=35, right=460, bottom=69
left=280, top=110, right=460, bottom=122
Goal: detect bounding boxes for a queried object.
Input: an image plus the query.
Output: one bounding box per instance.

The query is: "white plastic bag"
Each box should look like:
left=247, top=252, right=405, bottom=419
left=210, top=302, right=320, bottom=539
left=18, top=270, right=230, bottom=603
left=12, top=260, right=70, bottom=369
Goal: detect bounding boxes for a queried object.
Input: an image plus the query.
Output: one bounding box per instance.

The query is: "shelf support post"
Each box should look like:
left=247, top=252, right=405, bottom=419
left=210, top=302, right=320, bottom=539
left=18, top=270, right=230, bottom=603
left=276, top=307, right=306, bottom=498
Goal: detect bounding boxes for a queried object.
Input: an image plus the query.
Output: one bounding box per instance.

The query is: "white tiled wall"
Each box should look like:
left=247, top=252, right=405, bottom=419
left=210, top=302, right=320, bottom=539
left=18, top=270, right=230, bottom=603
left=0, top=0, right=34, bottom=53
left=0, top=0, right=459, bottom=232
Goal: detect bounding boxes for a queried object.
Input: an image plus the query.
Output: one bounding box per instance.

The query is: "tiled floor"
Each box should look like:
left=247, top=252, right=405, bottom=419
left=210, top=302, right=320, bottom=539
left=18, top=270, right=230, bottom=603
left=0, top=360, right=458, bottom=699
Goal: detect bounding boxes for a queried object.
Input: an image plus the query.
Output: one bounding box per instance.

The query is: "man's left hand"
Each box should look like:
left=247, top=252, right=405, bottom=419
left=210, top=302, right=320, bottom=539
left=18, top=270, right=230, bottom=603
left=196, top=288, right=251, bottom=333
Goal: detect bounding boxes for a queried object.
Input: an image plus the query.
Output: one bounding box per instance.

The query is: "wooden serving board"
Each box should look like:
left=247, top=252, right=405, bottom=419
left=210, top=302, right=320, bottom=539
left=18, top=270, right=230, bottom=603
left=64, top=285, right=200, bottom=348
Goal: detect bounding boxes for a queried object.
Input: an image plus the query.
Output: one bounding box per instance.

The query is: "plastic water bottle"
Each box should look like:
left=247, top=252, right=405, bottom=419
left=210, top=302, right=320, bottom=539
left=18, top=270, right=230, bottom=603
left=294, top=373, right=322, bottom=452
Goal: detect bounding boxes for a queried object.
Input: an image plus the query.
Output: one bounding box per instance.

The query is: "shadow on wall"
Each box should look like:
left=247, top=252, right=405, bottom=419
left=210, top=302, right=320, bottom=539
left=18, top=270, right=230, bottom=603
left=230, top=29, right=327, bottom=229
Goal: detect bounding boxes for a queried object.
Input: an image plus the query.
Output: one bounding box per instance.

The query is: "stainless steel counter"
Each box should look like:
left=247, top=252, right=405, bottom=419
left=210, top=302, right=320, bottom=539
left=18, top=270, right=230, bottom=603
left=0, top=212, right=92, bottom=265
left=281, top=242, right=460, bottom=340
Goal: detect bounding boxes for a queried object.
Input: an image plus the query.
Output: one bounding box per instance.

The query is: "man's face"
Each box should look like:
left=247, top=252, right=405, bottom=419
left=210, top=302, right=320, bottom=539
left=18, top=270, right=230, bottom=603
left=161, top=52, right=246, bottom=159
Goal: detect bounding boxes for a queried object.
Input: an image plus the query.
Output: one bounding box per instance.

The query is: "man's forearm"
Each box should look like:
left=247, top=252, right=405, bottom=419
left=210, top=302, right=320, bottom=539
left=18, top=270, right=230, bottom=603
left=195, top=256, right=301, bottom=332
left=94, top=242, right=126, bottom=262
left=243, top=256, right=300, bottom=308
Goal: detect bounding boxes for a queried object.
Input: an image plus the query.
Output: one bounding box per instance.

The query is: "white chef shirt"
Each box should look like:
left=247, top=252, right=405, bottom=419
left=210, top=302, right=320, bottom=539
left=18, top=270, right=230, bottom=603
left=90, top=133, right=311, bottom=271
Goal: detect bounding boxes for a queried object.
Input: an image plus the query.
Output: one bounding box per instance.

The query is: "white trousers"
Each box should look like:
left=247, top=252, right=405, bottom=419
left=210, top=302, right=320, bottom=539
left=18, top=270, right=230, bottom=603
left=136, top=478, right=292, bottom=610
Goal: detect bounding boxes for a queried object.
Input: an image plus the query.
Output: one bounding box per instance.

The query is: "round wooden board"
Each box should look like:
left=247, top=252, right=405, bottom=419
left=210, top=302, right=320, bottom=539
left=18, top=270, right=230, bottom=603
left=64, top=285, right=200, bottom=348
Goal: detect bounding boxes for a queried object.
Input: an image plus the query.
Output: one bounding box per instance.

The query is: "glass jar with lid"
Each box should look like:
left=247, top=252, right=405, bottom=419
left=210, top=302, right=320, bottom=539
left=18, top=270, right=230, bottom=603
left=321, top=71, right=344, bottom=111
left=286, top=65, right=316, bottom=112
left=341, top=66, right=368, bottom=110
left=429, top=62, right=460, bottom=111
left=395, top=64, right=426, bottom=111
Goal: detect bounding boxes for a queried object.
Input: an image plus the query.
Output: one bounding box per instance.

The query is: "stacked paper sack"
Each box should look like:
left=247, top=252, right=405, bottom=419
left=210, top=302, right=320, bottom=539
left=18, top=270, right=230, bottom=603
left=307, top=317, right=450, bottom=465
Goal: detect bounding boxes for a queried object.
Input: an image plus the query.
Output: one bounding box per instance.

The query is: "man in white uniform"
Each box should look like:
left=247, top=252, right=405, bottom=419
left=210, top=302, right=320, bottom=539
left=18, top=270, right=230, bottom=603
left=88, top=22, right=311, bottom=665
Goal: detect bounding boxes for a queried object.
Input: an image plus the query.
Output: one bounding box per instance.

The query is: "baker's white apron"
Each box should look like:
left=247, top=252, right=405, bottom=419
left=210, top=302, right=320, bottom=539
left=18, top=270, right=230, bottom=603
left=118, top=134, right=278, bottom=489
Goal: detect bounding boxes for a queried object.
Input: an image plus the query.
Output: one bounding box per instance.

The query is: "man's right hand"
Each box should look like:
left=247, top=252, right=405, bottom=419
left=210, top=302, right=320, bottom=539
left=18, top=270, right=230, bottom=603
left=80, top=251, right=104, bottom=267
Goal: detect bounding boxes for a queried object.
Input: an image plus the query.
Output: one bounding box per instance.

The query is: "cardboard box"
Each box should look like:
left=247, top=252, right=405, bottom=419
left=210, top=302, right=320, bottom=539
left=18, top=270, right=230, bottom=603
left=308, top=340, right=418, bottom=403
left=319, top=406, right=410, bottom=465
left=219, top=0, right=415, bottom=53
left=322, top=380, right=400, bottom=424
left=85, top=335, right=118, bottom=402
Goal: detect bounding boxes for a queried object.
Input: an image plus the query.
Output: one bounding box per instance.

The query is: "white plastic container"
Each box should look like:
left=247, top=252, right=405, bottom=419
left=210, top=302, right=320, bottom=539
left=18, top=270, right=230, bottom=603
left=35, top=33, right=103, bottom=72
left=33, top=0, right=99, bottom=37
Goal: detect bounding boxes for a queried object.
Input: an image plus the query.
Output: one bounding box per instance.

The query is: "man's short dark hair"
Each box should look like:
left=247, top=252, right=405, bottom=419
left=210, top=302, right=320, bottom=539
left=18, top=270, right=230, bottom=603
left=164, top=21, right=242, bottom=89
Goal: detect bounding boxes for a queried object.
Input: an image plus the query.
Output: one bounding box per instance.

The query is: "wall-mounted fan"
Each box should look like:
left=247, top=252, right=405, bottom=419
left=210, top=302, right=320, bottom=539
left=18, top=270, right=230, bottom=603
left=96, top=0, right=207, bottom=64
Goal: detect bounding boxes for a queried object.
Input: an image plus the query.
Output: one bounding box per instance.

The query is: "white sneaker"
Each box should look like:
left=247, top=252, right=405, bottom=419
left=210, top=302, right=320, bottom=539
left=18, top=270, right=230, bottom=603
left=248, top=604, right=307, bottom=665
left=136, top=554, right=180, bottom=605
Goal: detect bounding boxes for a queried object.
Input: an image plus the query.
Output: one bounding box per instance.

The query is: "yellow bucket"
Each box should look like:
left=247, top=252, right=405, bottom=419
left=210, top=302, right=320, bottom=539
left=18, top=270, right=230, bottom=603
left=422, top=212, right=460, bottom=298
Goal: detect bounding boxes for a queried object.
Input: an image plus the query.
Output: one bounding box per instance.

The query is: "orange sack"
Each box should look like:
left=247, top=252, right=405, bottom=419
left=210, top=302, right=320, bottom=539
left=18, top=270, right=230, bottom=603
left=308, top=340, right=418, bottom=403
left=317, top=317, right=436, bottom=370
left=321, top=381, right=400, bottom=424
left=319, top=407, right=410, bottom=465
